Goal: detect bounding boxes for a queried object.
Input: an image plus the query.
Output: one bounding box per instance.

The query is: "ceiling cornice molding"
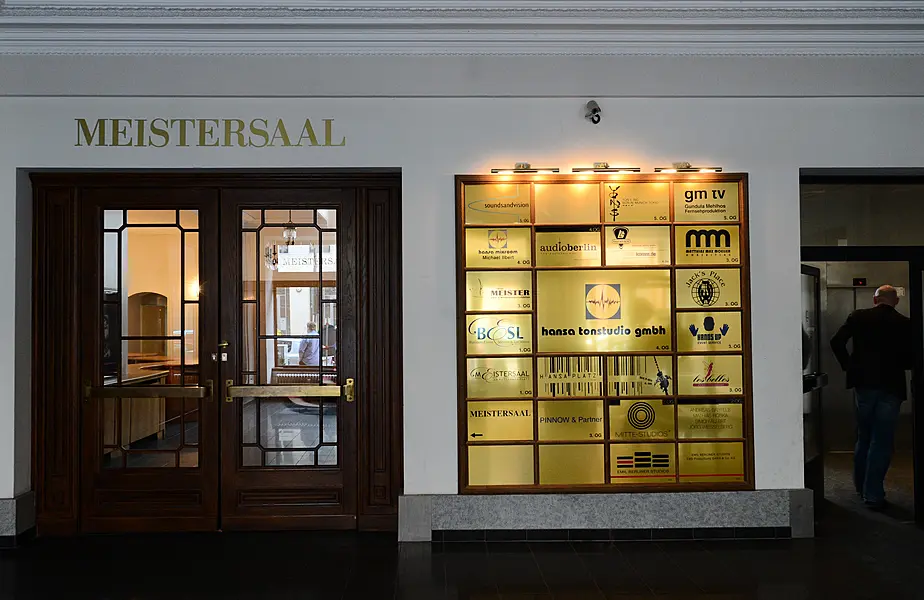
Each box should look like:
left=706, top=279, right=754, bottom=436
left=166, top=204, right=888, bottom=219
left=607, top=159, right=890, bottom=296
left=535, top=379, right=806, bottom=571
left=3, top=1, right=924, bottom=56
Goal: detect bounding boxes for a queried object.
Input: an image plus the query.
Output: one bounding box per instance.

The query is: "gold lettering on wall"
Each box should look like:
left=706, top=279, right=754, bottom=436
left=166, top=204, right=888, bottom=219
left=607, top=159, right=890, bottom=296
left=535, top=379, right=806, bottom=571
left=677, top=355, right=744, bottom=396
left=675, top=269, right=742, bottom=310
left=604, top=182, right=670, bottom=223
left=466, top=357, right=533, bottom=399
left=678, top=442, right=745, bottom=482
left=536, top=269, right=672, bottom=353
left=673, top=182, right=739, bottom=222
left=463, top=184, right=532, bottom=224
left=606, top=355, right=673, bottom=397
left=465, top=227, right=533, bottom=269
left=674, top=226, right=741, bottom=266
left=535, top=228, right=602, bottom=267
left=465, top=314, right=533, bottom=356
left=537, top=400, right=604, bottom=441
left=467, top=401, right=534, bottom=442
left=610, top=443, right=676, bottom=484
left=537, top=355, right=604, bottom=398
left=675, top=311, right=744, bottom=353
left=605, top=225, right=671, bottom=266
left=74, top=118, right=346, bottom=148
left=678, top=399, right=744, bottom=439
left=465, top=271, right=533, bottom=312
left=609, top=399, right=675, bottom=441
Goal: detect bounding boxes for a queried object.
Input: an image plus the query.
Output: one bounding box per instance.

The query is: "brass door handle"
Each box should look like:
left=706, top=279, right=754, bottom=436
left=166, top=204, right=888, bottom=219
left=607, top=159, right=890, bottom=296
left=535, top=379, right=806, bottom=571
left=345, top=378, right=355, bottom=403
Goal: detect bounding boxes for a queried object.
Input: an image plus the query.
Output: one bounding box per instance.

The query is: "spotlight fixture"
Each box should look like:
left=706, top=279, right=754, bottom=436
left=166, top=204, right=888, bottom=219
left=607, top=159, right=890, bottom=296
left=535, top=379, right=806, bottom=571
left=572, top=162, right=641, bottom=174
left=490, top=162, right=560, bottom=174
left=654, top=162, right=723, bottom=173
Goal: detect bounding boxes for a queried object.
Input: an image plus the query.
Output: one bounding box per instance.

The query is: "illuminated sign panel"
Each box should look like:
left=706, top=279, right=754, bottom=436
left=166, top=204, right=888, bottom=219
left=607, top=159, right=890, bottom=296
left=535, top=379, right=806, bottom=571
left=457, top=174, right=752, bottom=492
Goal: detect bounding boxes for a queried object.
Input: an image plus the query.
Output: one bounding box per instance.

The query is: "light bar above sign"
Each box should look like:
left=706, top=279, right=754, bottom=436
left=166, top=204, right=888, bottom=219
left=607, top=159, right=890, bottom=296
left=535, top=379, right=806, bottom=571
left=456, top=173, right=753, bottom=494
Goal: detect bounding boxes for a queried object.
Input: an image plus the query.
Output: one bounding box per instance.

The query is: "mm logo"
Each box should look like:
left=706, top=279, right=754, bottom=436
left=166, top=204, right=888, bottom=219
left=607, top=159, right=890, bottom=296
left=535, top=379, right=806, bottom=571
left=685, top=229, right=731, bottom=248
left=585, top=284, right=622, bottom=320
left=487, top=229, right=508, bottom=249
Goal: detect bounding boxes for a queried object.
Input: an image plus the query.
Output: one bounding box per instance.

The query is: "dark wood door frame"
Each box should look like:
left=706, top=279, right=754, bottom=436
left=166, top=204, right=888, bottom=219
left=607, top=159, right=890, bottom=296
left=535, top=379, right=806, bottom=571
left=801, top=246, right=924, bottom=527
left=31, top=171, right=404, bottom=535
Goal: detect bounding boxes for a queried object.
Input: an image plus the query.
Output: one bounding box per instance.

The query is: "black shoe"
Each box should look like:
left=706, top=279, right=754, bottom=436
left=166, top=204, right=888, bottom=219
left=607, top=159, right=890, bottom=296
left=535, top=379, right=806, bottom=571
left=864, top=499, right=888, bottom=511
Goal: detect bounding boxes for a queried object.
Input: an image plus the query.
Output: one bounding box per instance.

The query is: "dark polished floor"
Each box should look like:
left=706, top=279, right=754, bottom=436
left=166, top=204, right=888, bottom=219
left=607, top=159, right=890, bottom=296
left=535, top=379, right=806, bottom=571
left=2, top=504, right=924, bottom=600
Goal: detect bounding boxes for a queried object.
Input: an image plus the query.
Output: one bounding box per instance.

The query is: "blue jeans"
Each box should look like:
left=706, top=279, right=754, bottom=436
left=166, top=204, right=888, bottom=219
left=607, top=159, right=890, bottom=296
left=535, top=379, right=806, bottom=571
left=854, top=388, right=903, bottom=504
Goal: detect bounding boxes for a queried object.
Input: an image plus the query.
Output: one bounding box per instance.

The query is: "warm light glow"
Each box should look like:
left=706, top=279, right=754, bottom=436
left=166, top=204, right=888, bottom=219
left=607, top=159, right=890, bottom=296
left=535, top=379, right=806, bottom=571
left=699, top=169, right=717, bottom=173
left=188, top=278, right=201, bottom=300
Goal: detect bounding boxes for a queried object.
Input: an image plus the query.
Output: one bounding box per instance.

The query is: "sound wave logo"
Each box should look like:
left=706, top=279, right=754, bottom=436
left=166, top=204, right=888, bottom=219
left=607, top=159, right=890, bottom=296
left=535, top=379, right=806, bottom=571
left=584, top=284, right=622, bottom=320
left=487, top=229, right=508, bottom=249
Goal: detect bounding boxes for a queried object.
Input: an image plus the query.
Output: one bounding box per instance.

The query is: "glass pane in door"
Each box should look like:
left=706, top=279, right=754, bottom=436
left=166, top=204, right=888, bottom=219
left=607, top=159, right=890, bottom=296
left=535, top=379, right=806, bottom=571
left=239, top=208, right=340, bottom=468
left=99, top=209, right=201, bottom=470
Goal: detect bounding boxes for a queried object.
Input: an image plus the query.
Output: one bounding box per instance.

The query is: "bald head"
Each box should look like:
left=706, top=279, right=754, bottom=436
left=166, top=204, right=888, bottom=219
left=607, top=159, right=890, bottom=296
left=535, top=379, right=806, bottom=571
left=874, top=285, right=899, bottom=307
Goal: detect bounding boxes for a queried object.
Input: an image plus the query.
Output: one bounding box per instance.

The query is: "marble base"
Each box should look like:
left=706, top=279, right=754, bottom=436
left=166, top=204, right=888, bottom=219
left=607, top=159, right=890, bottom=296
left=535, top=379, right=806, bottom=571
left=399, top=489, right=813, bottom=541
left=0, top=491, right=35, bottom=540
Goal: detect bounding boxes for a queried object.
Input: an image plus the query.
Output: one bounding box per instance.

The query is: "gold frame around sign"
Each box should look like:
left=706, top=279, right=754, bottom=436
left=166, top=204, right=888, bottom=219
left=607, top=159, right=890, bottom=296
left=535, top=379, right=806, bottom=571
left=455, top=173, right=754, bottom=495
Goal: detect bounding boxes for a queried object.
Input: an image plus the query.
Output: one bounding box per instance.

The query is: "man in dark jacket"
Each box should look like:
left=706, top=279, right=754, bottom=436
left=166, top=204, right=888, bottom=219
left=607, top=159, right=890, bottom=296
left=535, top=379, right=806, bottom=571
left=830, top=285, right=913, bottom=510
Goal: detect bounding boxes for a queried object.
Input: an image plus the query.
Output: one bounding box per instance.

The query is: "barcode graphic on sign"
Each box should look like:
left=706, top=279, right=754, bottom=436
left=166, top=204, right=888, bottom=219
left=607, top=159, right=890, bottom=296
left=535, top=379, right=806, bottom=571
left=609, top=356, right=652, bottom=397
left=538, top=356, right=603, bottom=397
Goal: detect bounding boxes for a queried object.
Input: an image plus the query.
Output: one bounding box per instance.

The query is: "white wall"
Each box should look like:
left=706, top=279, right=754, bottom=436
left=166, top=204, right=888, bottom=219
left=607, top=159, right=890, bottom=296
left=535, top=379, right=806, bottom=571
left=4, top=95, right=924, bottom=498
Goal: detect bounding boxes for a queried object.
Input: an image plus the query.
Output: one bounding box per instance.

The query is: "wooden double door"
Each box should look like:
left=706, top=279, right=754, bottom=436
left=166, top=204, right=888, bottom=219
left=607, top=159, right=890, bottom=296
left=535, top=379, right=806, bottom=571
left=33, top=173, right=403, bottom=534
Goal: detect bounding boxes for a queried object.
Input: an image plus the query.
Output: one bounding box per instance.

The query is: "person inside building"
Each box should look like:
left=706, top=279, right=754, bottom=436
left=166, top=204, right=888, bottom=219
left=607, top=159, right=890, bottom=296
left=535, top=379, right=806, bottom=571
left=830, top=285, right=913, bottom=510
left=298, top=321, right=321, bottom=367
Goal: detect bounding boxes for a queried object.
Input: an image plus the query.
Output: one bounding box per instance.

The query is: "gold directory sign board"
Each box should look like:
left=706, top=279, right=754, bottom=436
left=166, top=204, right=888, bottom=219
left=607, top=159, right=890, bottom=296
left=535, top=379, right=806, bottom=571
left=465, top=314, right=533, bottom=355
left=673, top=182, right=739, bottom=222
left=466, top=271, right=533, bottom=312
left=469, top=445, right=534, bottom=486
left=466, top=357, right=533, bottom=398
left=676, top=311, right=743, bottom=352
left=674, top=225, right=740, bottom=266
left=605, top=226, right=671, bottom=266
left=467, top=401, right=534, bottom=441
left=536, top=269, right=672, bottom=353
left=535, top=228, right=602, bottom=267
left=463, top=183, right=532, bottom=224
left=678, top=442, right=745, bottom=483
left=676, top=269, right=742, bottom=310
left=678, top=399, right=744, bottom=439
left=457, top=173, right=752, bottom=493
left=610, top=443, right=676, bottom=484
left=677, top=355, right=744, bottom=396
left=539, top=444, right=605, bottom=485
left=610, top=399, right=675, bottom=441
left=465, top=227, right=532, bottom=269
left=605, top=182, right=670, bottom=223
left=538, top=400, right=604, bottom=441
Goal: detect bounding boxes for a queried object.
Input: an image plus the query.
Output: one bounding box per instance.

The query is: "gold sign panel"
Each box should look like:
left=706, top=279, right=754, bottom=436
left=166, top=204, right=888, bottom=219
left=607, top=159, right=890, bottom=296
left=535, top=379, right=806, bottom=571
left=676, top=311, right=744, bottom=352
left=467, top=401, right=534, bottom=442
left=676, top=269, right=742, bottom=310
left=609, top=399, right=675, bottom=441
left=466, top=271, right=533, bottom=312
left=466, top=357, right=533, bottom=399
left=604, top=182, right=670, bottom=223
left=536, top=269, right=672, bottom=353
left=677, top=355, right=744, bottom=396
left=673, top=182, right=739, bottom=222
left=678, top=442, right=745, bottom=483
left=466, top=314, right=533, bottom=356
left=469, top=445, right=535, bottom=486
left=537, top=356, right=604, bottom=398
left=539, top=444, right=604, bottom=485
left=674, top=225, right=740, bottom=266
left=537, top=400, right=604, bottom=441
left=606, top=355, right=673, bottom=397
left=610, top=443, right=676, bottom=484
left=463, top=183, right=532, bottom=225
left=678, top=399, right=744, bottom=439
left=535, top=228, right=602, bottom=267
left=604, top=225, right=671, bottom=266
left=534, top=183, right=600, bottom=224
left=465, top=227, right=533, bottom=269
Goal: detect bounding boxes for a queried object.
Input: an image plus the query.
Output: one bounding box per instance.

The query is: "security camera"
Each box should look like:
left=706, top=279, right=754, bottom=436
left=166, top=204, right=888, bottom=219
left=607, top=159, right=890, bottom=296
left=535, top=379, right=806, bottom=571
left=585, top=100, right=602, bottom=124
